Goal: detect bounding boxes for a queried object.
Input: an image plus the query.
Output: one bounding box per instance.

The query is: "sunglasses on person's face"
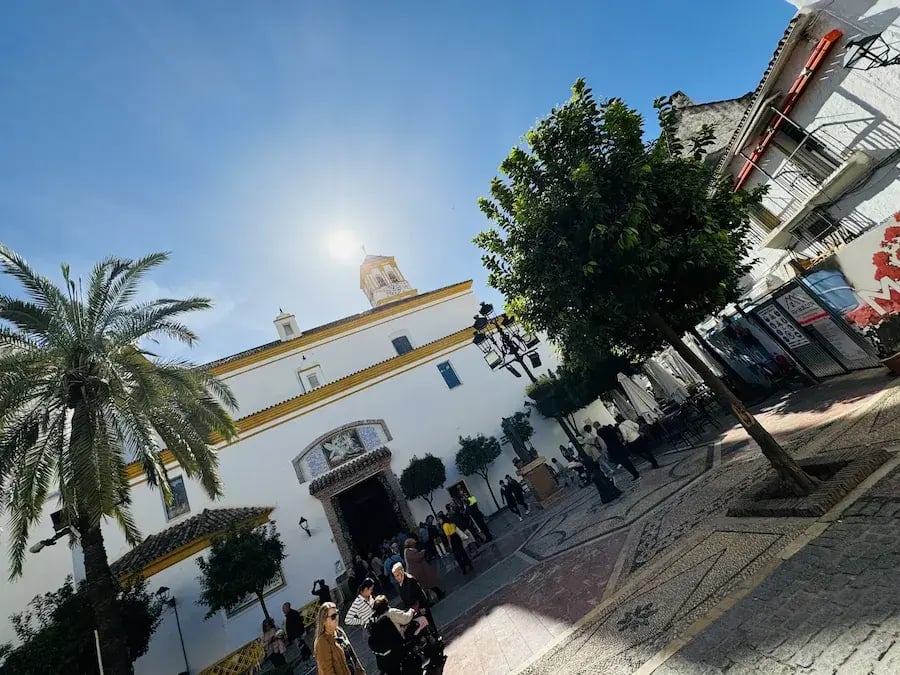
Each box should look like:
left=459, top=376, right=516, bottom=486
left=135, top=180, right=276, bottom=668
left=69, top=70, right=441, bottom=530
left=328, top=613, right=339, bottom=621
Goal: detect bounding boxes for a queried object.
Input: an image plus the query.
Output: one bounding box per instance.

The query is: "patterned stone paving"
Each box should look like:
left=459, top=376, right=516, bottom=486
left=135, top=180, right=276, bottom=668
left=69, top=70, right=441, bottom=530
left=652, top=465, right=900, bottom=675
left=389, top=372, right=898, bottom=675
left=520, top=521, right=806, bottom=675
left=521, top=447, right=713, bottom=561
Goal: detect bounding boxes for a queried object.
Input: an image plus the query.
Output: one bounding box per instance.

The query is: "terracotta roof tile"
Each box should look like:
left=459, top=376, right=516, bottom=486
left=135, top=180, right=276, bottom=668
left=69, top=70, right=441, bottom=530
left=111, top=506, right=271, bottom=577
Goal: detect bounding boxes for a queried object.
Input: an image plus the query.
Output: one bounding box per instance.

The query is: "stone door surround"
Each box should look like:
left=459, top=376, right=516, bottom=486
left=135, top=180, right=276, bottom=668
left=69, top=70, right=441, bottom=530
left=309, top=446, right=414, bottom=565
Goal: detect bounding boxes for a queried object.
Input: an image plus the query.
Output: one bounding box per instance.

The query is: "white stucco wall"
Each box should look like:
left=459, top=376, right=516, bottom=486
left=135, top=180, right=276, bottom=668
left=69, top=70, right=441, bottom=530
left=731, top=6, right=900, bottom=284
left=220, top=287, right=480, bottom=416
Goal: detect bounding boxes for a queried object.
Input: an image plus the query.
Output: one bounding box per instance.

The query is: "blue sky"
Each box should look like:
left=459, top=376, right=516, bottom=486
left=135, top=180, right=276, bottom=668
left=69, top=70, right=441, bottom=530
left=0, top=0, right=795, bottom=363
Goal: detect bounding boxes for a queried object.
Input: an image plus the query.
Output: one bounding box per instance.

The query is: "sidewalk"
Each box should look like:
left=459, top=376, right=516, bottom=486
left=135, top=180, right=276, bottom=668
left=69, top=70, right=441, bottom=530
left=654, top=461, right=900, bottom=675
left=516, top=374, right=900, bottom=675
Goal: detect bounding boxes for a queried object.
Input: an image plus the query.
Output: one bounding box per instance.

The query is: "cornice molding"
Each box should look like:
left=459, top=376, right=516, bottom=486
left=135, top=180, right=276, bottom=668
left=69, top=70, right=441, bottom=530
left=207, top=281, right=473, bottom=377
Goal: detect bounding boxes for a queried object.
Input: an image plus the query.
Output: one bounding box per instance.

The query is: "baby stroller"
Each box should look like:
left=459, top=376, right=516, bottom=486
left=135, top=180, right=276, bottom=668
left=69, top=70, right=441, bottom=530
left=368, top=608, right=444, bottom=675
left=403, top=609, right=444, bottom=672
left=568, top=461, right=592, bottom=488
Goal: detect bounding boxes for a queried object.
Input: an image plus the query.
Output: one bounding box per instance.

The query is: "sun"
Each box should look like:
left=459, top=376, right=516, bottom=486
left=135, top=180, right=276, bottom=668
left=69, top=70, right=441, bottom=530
left=326, top=230, right=361, bottom=263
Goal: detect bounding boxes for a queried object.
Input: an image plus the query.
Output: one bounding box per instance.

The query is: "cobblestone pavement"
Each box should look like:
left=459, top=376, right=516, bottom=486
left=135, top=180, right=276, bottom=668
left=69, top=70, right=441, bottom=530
left=653, top=464, right=900, bottom=675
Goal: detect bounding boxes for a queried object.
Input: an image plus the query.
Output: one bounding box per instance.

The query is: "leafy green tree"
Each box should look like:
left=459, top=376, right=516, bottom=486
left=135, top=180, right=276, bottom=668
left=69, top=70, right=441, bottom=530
left=500, top=412, right=535, bottom=463
left=527, top=355, right=636, bottom=428
left=0, top=577, right=163, bottom=675
left=475, top=80, right=817, bottom=495
left=0, top=248, right=238, bottom=674
left=455, top=434, right=502, bottom=509
left=400, top=454, right=447, bottom=518
left=196, top=521, right=286, bottom=621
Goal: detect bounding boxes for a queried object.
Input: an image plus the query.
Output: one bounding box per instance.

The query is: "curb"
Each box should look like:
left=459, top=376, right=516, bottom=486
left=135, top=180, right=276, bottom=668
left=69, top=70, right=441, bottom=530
left=633, top=446, right=900, bottom=674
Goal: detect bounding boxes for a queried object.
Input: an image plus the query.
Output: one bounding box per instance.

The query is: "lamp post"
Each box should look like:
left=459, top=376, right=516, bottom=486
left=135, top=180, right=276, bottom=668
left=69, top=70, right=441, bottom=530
left=471, top=302, right=587, bottom=458
left=156, top=587, right=189, bottom=675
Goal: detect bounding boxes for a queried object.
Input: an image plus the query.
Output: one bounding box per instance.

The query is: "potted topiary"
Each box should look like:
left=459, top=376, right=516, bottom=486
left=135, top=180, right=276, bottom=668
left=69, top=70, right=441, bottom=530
left=870, top=313, right=900, bottom=374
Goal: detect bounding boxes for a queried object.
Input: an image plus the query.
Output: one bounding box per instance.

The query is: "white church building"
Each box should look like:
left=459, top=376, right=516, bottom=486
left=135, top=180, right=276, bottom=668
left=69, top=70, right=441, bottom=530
left=1, top=254, right=572, bottom=674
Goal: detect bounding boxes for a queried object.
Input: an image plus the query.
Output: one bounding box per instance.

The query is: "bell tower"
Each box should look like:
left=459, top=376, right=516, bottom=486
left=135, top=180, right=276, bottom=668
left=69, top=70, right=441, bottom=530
left=360, top=254, right=417, bottom=308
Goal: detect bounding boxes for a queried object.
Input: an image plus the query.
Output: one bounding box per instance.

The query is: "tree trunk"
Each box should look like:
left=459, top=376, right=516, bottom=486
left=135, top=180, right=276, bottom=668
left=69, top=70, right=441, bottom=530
left=648, top=311, right=819, bottom=496
left=257, top=591, right=271, bottom=620
left=556, top=416, right=591, bottom=464
left=424, top=496, right=438, bottom=519
left=79, top=521, right=133, bottom=675
left=687, top=327, right=759, bottom=401
left=481, top=472, right=501, bottom=510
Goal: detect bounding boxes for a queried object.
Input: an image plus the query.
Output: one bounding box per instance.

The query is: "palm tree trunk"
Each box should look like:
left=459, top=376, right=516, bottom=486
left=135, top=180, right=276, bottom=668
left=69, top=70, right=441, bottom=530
left=79, top=521, right=133, bottom=675
left=257, top=591, right=271, bottom=620
left=648, top=310, right=819, bottom=496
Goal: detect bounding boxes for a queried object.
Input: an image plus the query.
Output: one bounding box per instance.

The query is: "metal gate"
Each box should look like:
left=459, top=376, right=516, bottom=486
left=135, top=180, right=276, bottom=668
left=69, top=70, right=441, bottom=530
left=748, top=279, right=881, bottom=379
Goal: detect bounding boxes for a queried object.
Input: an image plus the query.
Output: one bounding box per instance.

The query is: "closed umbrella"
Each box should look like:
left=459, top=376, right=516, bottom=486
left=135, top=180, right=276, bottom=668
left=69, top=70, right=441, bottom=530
left=617, top=372, right=662, bottom=423
left=663, top=349, right=703, bottom=386
left=610, top=391, right=639, bottom=422
left=645, top=359, right=690, bottom=403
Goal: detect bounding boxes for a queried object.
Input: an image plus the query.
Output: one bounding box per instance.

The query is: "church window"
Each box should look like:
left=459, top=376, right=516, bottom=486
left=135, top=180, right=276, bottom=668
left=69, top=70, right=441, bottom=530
left=392, top=335, right=413, bottom=355
left=163, top=475, right=190, bottom=520
left=387, top=269, right=399, bottom=283
left=298, top=365, right=325, bottom=393
left=373, top=271, right=386, bottom=287
left=437, top=361, right=461, bottom=389
left=282, top=323, right=294, bottom=337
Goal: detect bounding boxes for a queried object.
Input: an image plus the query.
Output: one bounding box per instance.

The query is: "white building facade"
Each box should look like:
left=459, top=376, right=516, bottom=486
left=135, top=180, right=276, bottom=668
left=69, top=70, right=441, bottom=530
left=1, top=254, right=572, bottom=674
left=720, top=0, right=900, bottom=299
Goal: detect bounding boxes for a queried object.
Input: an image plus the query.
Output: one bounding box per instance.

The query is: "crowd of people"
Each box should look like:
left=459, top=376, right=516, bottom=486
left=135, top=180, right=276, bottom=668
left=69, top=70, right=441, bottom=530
left=263, top=422, right=652, bottom=674
left=550, top=414, right=659, bottom=503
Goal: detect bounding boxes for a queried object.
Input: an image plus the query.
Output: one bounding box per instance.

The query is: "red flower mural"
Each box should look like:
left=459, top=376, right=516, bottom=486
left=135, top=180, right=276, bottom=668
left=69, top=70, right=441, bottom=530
left=846, top=224, right=900, bottom=327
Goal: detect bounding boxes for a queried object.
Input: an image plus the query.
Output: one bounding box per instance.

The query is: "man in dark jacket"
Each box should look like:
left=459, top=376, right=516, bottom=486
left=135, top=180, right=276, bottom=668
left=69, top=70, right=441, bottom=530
left=393, top=563, right=439, bottom=634
left=597, top=425, right=640, bottom=480
left=504, top=475, right=530, bottom=515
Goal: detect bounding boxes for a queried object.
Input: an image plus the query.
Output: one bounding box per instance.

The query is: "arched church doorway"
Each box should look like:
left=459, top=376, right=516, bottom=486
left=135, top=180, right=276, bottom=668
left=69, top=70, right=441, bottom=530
left=336, top=475, right=403, bottom=556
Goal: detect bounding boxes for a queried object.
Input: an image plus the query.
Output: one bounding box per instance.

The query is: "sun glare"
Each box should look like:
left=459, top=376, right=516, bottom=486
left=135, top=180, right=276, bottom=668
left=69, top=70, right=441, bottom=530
left=326, top=230, right=361, bottom=263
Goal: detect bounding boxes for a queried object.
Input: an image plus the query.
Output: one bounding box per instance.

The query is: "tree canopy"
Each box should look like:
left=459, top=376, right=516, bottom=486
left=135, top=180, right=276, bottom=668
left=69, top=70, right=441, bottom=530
left=456, top=434, right=503, bottom=509
left=196, top=521, right=286, bottom=621
left=0, top=577, right=163, bottom=675
left=0, top=247, right=239, bottom=674
left=500, top=412, right=535, bottom=463
left=526, top=354, right=637, bottom=423
left=400, top=454, right=447, bottom=517
left=475, top=80, right=817, bottom=494
left=475, top=81, right=756, bottom=363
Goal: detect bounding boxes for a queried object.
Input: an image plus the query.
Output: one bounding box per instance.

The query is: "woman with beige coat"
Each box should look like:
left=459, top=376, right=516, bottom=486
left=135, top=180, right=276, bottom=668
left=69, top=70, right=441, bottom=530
left=313, top=601, right=365, bottom=675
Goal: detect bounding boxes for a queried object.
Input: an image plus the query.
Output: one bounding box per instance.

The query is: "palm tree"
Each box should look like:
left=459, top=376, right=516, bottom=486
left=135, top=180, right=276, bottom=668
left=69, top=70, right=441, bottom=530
left=0, top=247, right=238, bottom=675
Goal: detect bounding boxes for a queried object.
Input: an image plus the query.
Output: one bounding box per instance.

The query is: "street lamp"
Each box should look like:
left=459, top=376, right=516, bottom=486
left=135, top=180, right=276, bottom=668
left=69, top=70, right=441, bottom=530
left=471, top=303, right=587, bottom=460
left=471, top=303, right=542, bottom=382
left=156, top=587, right=189, bottom=675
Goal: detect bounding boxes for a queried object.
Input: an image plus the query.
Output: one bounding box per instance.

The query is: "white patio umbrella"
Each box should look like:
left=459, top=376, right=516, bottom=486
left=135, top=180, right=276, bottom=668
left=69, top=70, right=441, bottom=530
left=662, top=349, right=703, bottom=386
left=645, top=358, right=690, bottom=403
left=617, top=372, right=662, bottom=422
left=610, top=391, right=639, bottom=422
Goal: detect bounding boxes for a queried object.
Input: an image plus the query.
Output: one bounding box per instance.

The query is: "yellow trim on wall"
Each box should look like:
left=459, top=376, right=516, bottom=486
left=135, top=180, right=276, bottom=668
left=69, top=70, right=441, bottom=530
left=124, top=325, right=476, bottom=482
left=119, top=509, right=273, bottom=584
left=208, top=281, right=472, bottom=377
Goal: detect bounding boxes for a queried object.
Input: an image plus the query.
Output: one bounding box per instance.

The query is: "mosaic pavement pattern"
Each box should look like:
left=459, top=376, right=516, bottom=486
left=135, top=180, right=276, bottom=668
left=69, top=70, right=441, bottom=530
left=520, top=521, right=806, bottom=675
left=520, top=446, right=714, bottom=560
left=653, top=465, right=900, bottom=675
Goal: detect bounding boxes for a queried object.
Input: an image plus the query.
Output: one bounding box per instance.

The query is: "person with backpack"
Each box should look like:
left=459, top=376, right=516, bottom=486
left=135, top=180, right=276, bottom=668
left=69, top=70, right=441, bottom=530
left=365, top=595, right=415, bottom=675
